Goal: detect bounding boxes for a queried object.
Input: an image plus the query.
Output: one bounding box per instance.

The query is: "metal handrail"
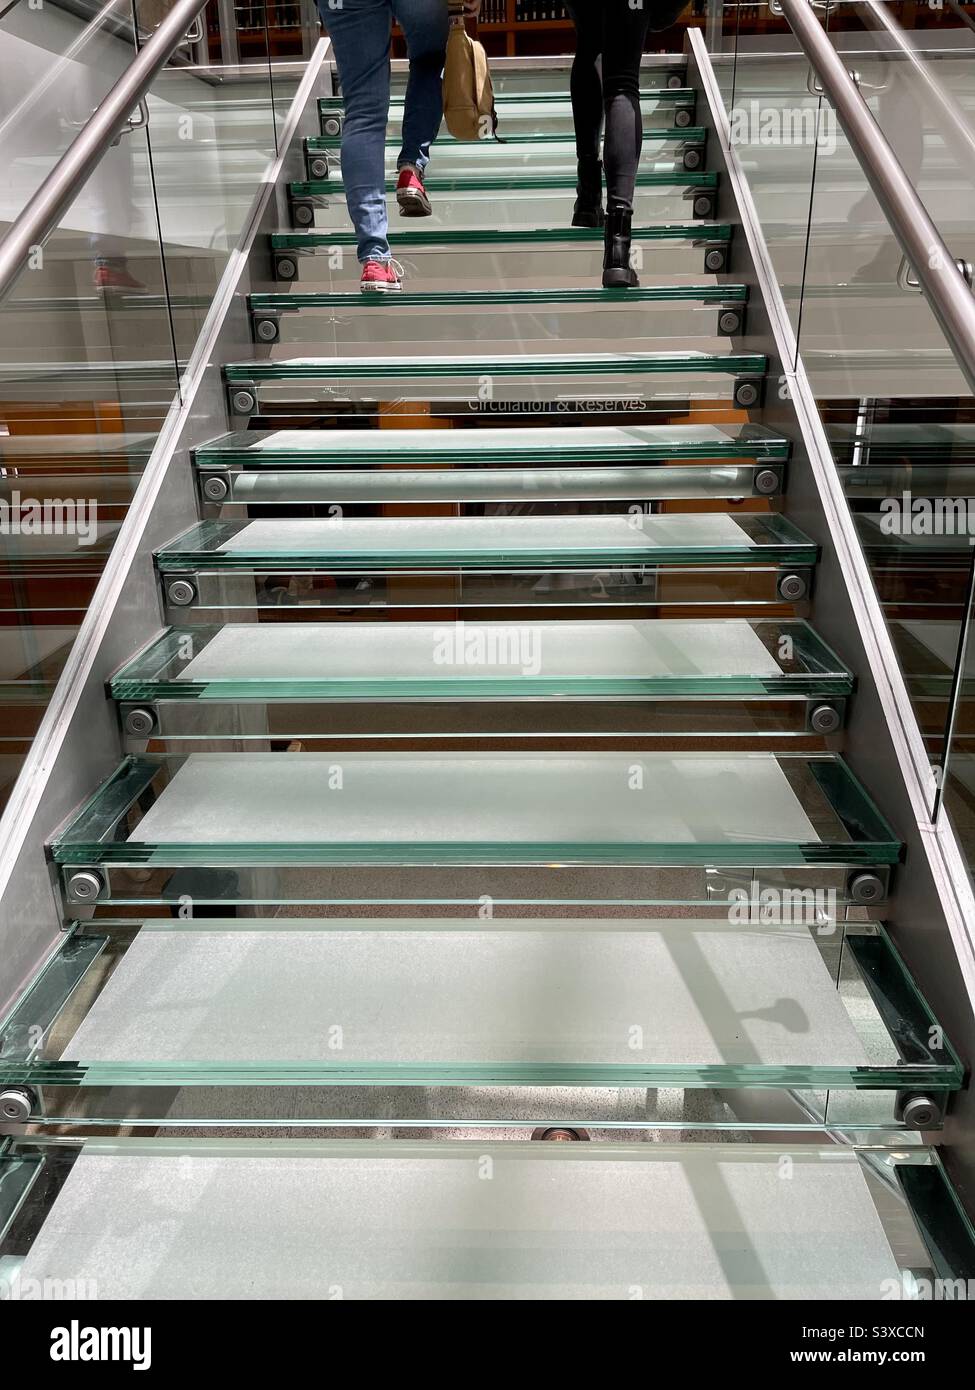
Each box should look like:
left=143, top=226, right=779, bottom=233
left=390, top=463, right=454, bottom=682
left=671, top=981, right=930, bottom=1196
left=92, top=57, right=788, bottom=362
left=776, top=0, right=975, bottom=398
left=0, top=0, right=209, bottom=304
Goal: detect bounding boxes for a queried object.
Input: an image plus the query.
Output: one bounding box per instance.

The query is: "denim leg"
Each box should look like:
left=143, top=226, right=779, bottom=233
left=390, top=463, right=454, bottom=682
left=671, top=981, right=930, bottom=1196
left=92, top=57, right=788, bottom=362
left=391, top=0, right=449, bottom=171
left=318, top=0, right=394, bottom=262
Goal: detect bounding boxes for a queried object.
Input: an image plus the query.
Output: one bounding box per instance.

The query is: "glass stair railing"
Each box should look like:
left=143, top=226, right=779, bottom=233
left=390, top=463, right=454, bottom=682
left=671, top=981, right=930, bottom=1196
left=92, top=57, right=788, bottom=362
left=4, top=1139, right=972, bottom=1300
left=269, top=223, right=733, bottom=290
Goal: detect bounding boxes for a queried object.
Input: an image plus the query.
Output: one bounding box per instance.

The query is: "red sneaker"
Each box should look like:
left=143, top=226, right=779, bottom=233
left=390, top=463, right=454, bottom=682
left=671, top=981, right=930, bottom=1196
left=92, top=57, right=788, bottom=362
left=396, top=164, right=432, bottom=217
left=360, top=258, right=404, bottom=293
left=94, top=263, right=146, bottom=292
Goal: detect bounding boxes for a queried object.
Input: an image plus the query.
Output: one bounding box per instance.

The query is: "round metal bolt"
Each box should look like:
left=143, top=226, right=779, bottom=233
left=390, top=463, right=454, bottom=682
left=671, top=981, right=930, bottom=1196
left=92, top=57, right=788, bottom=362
left=810, top=704, right=841, bottom=735
left=667, top=73, right=684, bottom=89
left=293, top=203, right=314, bottom=226
left=674, top=107, right=692, bottom=128
left=309, top=157, right=329, bottom=179
left=683, top=148, right=702, bottom=171
left=166, top=579, right=197, bottom=608
left=231, top=389, right=256, bottom=415
left=754, top=468, right=780, bottom=496
left=778, top=572, right=807, bottom=602
left=323, top=116, right=342, bottom=136
left=901, top=1095, right=938, bottom=1130
left=719, top=310, right=741, bottom=335
left=202, top=475, right=230, bottom=503
left=0, top=1088, right=34, bottom=1123
left=124, top=707, right=156, bottom=737
left=704, top=248, right=725, bottom=273
left=849, top=871, right=885, bottom=905
left=276, top=256, right=298, bottom=281
left=532, top=1127, right=589, bottom=1142
left=693, top=195, right=713, bottom=218
left=735, top=381, right=759, bottom=408
left=67, top=869, right=104, bottom=903
left=255, top=318, right=279, bottom=343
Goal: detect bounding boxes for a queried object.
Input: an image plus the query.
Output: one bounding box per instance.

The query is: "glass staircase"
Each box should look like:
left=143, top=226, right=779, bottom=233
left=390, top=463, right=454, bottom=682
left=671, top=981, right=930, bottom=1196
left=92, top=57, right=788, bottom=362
left=2, top=51, right=974, bottom=1303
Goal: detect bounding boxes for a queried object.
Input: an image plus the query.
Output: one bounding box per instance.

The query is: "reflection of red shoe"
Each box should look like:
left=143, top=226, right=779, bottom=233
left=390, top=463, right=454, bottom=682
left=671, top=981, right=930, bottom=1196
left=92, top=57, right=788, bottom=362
left=94, top=263, right=146, bottom=292
left=396, top=164, right=431, bottom=217
left=360, top=258, right=404, bottom=293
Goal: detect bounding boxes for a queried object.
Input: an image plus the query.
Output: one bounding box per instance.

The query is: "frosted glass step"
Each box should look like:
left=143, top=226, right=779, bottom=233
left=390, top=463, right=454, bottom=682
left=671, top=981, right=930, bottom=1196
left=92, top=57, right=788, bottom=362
left=224, top=350, right=767, bottom=408
left=252, top=286, right=746, bottom=311
left=250, top=286, right=749, bottom=355
left=270, top=224, right=732, bottom=290
left=196, top=424, right=788, bottom=469
left=155, top=513, right=816, bottom=572
left=320, top=89, right=696, bottom=138
left=110, top=620, right=851, bottom=702
left=194, top=423, right=786, bottom=505
left=0, top=920, right=956, bottom=1093
left=290, top=173, right=716, bottom=232
left=5, top=1139, right=969, bottom=1299
left=305, top=131, right=707, bottom=181
left=320, top=88, right=695, bottom=111
left=50, top=751, right=901, bottom=868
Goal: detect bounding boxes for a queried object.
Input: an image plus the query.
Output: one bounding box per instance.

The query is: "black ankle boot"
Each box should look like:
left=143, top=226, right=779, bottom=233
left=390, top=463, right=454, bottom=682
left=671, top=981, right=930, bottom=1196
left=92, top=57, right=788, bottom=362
left=572, top=157, right=604, bottom=228
left=602, top=205, right=639, bottom=288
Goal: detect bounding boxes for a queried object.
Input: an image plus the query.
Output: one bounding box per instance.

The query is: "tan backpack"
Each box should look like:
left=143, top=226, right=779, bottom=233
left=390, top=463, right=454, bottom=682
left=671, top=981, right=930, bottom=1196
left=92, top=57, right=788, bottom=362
left=442, top=11, right=499, bottom=141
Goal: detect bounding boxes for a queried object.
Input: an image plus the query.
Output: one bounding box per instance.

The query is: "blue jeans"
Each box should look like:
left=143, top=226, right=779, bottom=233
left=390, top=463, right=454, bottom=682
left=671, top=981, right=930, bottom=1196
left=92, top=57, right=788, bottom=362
left=318, top=0, right=449, bottom=263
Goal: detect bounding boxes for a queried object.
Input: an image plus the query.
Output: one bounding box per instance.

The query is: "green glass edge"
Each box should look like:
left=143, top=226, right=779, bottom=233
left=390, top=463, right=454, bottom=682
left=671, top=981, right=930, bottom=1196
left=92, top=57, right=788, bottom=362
left=49, top=753, right=901, bottom=866
left=320, top=89, right=694, bottom=108
left=271, top=224, right=732, bottom=249
left=109, top=619, right=853, bottom=703
left=248, top=285, right=749, bottom=309
left=307, top=128, right=707, bottom=150
left=224, top=351, right=768, bottom=380
left=290, top=169, right=717, bottom=195
left=195, top=426, right=789, bottom=468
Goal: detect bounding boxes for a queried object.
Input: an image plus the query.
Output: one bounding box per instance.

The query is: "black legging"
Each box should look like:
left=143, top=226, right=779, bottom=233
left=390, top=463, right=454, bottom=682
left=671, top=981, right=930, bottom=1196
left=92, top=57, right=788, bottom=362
left=566, top=1, right=687, bottom=212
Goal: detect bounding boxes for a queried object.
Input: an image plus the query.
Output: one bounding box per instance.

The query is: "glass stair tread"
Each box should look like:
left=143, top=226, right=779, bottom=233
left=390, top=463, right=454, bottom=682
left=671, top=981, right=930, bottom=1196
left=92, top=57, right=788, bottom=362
left=50, top=751, right=901, bottom=867
left=6, top=1139, right=966, bottom=1299
left=307, top=130, right=705, bottom=151
left=155, top=513, right=816, bottom=571
left=250, top=286, right=748, bottom=310
left=109, top=619, right=852, bottom=702
left=224, top=350, right=767, bottom=381
left=196, top=424, right=788, bottom=467
left=321, top=89, right=695, bottom=109
left=0, top=919, right=957, bottom=1088
left=290, top=170, right=716, bottom=196
left=271, top=224, right=732, bottom=250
